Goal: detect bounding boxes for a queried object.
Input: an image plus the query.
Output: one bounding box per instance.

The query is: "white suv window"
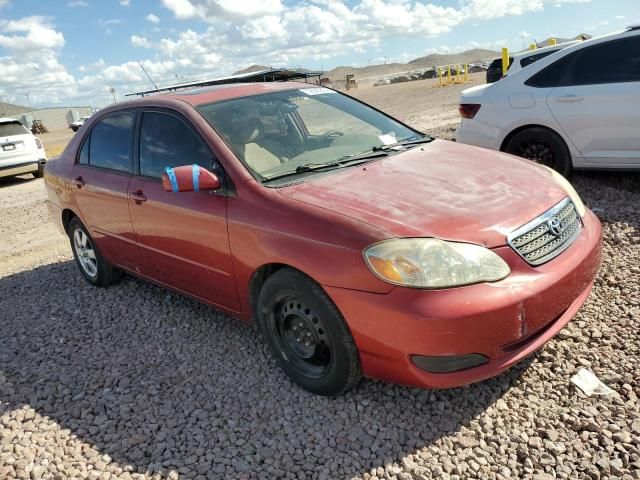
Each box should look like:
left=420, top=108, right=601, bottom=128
left=0, top=122, right=29, bottom=137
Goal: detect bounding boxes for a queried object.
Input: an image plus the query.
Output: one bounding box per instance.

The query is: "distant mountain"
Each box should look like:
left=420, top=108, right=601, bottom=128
left=408, top=48, right=499, bottom=67
left=323, top=48, right=499, bottom=81
left=534, top=34, right=591, bottom=47
left=232, top=64, right=273, bottom=75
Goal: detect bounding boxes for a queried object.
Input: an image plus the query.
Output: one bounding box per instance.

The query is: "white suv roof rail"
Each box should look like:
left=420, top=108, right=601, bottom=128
left=627, top=23, right=640, bottom=31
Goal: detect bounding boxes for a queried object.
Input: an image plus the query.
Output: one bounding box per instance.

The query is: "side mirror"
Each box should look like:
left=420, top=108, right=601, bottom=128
left=161, top=165, right=221, bottom=192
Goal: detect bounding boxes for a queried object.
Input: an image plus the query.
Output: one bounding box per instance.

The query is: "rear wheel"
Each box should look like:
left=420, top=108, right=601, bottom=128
left=32, top=164, right=44, bottom=178
left=504, top=127, right=572, bottom=177
left=68, top=217, right=121, bottom=286
left=257, top=268, right=362, bottom=396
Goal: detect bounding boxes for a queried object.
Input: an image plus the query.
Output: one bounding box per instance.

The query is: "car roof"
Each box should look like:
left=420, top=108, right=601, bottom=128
left=120, top=81, right=313, bottom=109
left=0, top=117, right=20, bottom=124
left=511, top=41, right=580, bottom=59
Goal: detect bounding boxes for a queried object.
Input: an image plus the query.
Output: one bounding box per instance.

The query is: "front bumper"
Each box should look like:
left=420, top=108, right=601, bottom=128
left=324, top=209, right=602, bottom=389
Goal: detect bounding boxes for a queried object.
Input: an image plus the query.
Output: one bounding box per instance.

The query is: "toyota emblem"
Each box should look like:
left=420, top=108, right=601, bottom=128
left=548, top=218, right=562, bottom=236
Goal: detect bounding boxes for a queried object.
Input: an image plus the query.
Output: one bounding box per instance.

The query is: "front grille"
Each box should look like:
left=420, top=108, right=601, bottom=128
left=508, top=197, right=581, bottom=266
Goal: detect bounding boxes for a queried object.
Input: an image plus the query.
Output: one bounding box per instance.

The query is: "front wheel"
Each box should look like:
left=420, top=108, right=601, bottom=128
left=68, top=217, right=121, bottom=286
left=504, top=127, right=572, bottom=177
left=257, top=268, right=362, bottom=396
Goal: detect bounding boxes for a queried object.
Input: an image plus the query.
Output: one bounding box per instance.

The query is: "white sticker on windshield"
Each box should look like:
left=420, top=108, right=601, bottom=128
left=299, top=87, right=336, bottom=95
left=378, top=134, right=397, bottom=145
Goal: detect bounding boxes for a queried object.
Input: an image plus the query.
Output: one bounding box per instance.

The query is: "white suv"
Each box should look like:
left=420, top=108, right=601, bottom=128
left=456, top=27, right=640, bottom=176
left=486, top=41, right=580, bottom=83
left=0, top=118, right=47, bottom=179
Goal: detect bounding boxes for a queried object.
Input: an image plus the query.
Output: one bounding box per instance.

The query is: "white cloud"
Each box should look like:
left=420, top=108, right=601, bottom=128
left=68, top=0, right=89, bottom=6
left=161, top=0, right=283, bottom=20
left=100, top=18, right=124, bottom=26
left=120, top=0, right=130, bottom=5
left=131, top=35, right=151, bottom=48
left=0, top=0, right=595, bottom=107
left=0, top=16, right=65, bottom=51
left=0, top=0, right=9, bottom=7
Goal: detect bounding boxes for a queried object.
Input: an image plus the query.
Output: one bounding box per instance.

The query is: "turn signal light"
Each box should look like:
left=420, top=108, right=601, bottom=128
left=459, top=104, right=481, bottom=119
left=35, top=138, right=44, bottom=149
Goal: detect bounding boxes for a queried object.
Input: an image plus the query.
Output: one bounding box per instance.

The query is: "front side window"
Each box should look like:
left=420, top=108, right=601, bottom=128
left=139, top=111, right=211, bottom=178
left=88, top=113, right=135, bottom=172
left=570, top=37, right=640, bottom=85
left=197, top=88, right=419, bottom=180
left=526, top=37, right=640, bottom=87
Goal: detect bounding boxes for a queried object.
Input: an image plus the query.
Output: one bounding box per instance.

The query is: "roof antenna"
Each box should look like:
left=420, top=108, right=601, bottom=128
left=137, top=60, right=159, bottom=91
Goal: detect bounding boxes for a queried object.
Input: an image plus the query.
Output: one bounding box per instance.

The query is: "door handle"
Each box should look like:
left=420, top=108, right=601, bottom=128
left=555, top=95, right=584, bottom=103
left=129, top=190, right=147, bottom=203
left=72, top=176, right=85, bottom=188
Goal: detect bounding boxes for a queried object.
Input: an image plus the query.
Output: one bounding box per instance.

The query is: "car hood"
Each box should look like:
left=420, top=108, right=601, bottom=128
left=277, top=140, right=567, bottom=248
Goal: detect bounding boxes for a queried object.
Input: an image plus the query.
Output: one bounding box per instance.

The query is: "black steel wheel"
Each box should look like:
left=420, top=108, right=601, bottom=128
left=273, top=296, right=332, bottom=378
left=257, top=268, right=362, bottom=396
left=504, top=127, right=572, bottom=177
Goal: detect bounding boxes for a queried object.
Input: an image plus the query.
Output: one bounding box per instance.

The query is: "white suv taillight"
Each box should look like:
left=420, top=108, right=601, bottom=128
left=35, top=138, right=43, bottom=149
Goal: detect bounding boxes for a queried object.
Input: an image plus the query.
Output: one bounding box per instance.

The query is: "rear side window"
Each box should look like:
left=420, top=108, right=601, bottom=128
left=0, top=122, right=29, bottom=136
left=526, top=37, right=640, bottom=87
left=88, top=113, right=135, bottom=172
left=519, top=50, right=557, bottom=69
left=139, top=111, right=211, bottom=178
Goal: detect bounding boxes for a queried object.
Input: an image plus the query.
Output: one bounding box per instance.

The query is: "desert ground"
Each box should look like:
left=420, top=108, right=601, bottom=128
left=0, top=76, right=638, bottom=479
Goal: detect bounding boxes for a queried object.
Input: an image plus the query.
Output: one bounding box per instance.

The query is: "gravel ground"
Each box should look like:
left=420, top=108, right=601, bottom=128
left=0, top=81, right=639, bottom=480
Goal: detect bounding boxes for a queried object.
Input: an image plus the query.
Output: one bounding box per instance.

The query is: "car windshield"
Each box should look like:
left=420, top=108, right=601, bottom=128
left=197, top=87, right=421, bottom=181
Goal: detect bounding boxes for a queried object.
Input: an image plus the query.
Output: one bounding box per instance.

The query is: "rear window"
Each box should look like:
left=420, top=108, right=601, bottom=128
left=87, top=113, right=135, bottom=172
left=0, top=122, right=29, bottom=137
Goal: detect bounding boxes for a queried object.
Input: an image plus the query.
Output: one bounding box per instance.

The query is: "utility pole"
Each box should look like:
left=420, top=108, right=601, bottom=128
left=137, top=60, right=159, bottom=91
left=25, top=93, right=33, bottom=110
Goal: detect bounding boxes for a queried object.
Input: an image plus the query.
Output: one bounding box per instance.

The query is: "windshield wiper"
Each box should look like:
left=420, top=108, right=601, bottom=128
left=372, top=136, right=434, bottom=151
left=263, top=151, right=388, bottom=182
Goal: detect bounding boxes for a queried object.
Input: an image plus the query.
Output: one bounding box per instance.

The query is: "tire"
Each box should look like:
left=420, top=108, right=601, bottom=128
left=257, top=268, right=362, bottom=396
left=504, top=127, right=572, bottom=177
left=32, top=164, right=44, bottom=178
left=68, top=217, right=121, bottom=286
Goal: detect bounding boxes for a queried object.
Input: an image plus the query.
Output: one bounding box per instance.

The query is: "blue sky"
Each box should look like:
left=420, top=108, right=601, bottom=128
left=0, top=0, right=636, bottom=107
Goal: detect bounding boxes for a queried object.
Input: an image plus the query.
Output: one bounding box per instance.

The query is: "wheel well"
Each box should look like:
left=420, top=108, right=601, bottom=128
left=499, top=124, right=567, bottom=152
left=61, top=209, right=77, bottom=234
left=249, top=263, right=291, bottom=321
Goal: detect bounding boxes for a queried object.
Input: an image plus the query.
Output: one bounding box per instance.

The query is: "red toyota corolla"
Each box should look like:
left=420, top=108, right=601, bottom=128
left=44, top=82, right=602, bottom=396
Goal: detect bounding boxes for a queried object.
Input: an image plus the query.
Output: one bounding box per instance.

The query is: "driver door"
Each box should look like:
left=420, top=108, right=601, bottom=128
left=128, top=109, right=239, bottom=311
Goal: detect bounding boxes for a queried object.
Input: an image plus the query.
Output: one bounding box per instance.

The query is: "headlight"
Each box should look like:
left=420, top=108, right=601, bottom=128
left=363, top=238, right=510, bottom=289
left=549, top=169, right=586, bottom=217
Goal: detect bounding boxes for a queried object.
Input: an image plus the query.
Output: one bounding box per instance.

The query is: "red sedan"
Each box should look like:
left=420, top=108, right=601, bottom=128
left=44, top=82, right=602, bottom=395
